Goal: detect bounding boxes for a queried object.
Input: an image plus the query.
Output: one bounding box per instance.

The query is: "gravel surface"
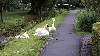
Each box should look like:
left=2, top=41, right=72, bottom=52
left=80, top=35, right=92, bottom=56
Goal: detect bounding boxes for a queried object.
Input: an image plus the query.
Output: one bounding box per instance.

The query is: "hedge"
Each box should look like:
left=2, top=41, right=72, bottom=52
left=75, top=10, right=100, bottom=32
left=92, top=22, right=100, bottom=56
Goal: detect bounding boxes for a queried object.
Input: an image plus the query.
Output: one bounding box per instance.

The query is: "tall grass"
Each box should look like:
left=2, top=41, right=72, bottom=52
left=3, top=11, right=27, bottom=26
left=0, top=11, right=28, bottom=36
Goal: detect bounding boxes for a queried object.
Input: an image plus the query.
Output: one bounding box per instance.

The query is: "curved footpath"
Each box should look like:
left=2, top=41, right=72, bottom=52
left=39, top=10, right=81, bottom=56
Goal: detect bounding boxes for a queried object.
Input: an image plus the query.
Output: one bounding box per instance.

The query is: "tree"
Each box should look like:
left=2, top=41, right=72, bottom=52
left=22, top=0, right=59, bottom=21
left=0, top=1, right=3, bottom=23
left=81, top=0, right=100, bottom=13
left=62, top=0, right=80, bottom=5
left=58, top=0, right=84, bottom=8
left=0, top=0, right=21, bottom=11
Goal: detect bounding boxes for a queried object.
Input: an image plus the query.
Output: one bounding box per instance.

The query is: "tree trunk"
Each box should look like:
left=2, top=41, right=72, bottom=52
left=0, top=2, right=3, bottom=23
left=29, top=0, right=38, bottom=21
left=48, top=0, right=59, bottom=11
left=29, top=0, right=43, bottom=22
left=0, top=13, right=3, bottom=23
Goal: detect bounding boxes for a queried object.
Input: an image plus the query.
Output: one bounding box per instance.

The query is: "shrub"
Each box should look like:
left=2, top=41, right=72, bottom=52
left=75, top=10, right=100, bottom=32
left=92, top=22, right=100, bottom=56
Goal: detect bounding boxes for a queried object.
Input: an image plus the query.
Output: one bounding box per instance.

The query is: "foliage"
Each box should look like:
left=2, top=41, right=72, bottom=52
left=0, top=0, right=61, bottom=22
left=0, top=11, right=68, bottom=56
left=42, top=9, right=66, bottom=20
left=1, top=0, right=21, bottom=11
left=75, top=10, right=100, bottom=32
left=81, top=0, right=100, bottom=13
left=22, top=0, right=60, bottom=21
left=0, top=11, right=27, bottom=36
left=0, top=8, right=68, bottom=37
left=92, top=22, right=100, bottom=56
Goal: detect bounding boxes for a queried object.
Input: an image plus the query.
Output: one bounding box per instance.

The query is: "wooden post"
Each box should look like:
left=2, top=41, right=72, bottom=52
left=0, top=2, right=3, bottom=23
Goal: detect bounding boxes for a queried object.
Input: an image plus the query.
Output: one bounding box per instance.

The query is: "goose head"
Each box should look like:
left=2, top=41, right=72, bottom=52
left=47, top=24, right=49, bottom=27
left=52, top=18, right=55, bottom=21
left=44, top=24, right=49, bottom=28
left=24, top=31, right=28, bottom=34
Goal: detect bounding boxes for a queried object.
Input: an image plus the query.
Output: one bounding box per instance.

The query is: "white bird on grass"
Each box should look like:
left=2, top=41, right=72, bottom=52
left=33, top=24, right=49, bottom=39
left=49, top=18, right=56, bottom=36
left=15, top=31, right=29, bottom=38
left=15, top=35, right=20, bottom=38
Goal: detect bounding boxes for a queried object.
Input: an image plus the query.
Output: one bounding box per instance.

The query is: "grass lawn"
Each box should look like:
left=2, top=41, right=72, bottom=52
left=0, top=10, right=69, bottom=56
left=0, top=11, right=28, bottom=35
left=2, top=11, right=27, bottom=27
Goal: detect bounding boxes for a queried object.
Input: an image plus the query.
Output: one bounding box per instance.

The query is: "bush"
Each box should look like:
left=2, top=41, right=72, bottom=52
left=92, top=22, right=100, bottom=56
left=75, top=10, right=100, bottom=32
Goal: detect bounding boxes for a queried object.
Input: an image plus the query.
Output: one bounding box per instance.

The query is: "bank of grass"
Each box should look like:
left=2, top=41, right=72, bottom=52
left=2, top=11, right=27, bottom=27
left=0, top=11, right=28, bottom=36
left=1, top=11, right=26, bottom=28
left=0, top=10, right=69, bottom=56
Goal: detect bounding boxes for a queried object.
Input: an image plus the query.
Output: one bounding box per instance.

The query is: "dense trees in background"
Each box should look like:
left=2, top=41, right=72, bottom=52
left=0, top=0, right=60, bottom=22
left=81, top=0, right=100, bottom=13
left=0, top=0, right=99, bottom=23
left=57, top=0, right=85, bottom=9
left=0, top=0, right=21, bottom=11
left=22, top=0, right=59, bottom=21
left=65, top=0, right=80, bottom=5
left=0, top=1, right=3, bottom=23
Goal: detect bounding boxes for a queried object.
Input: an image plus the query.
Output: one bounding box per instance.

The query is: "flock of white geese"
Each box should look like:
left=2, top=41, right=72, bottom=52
left=15, top=18, right=56, bottom=39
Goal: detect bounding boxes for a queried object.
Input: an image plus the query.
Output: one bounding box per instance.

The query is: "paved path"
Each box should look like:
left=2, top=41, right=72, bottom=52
left=39, top=10, right=81, bottom=56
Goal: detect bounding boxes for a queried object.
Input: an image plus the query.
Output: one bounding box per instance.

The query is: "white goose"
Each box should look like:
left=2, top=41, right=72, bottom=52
left=15, top=31, right=29, bottom=38
left=49, top=18, right=56, bottom=35
left=33, top=24, right=49, bottom=39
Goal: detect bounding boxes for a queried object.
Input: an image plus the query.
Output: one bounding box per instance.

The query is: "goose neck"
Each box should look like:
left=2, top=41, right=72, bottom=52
left=52, top=20, right=55, bottom=26
left=44, top=25, right=47, bottom=29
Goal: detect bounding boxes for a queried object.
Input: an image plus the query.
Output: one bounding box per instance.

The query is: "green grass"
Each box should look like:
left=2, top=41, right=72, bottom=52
left=2, top=11, right=27, bottom=27
left=0, top=11, right=27, bottom=36
left=0, top=11, right=28, bottom=35
left=0, top=10, right=69, bottom=56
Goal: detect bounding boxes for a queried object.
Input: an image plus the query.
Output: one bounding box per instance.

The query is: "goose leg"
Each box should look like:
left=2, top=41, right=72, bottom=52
left=49, top=33, right=53, bottom=40
left=49, top=33, right=52, bottom=37
left=39, top=37, right=42, bottom=40
left=40, top=37, right=45, bottom=40
left=43, top=37, right=46, bottom=40
left=50, top=33, right=53, bottom=37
